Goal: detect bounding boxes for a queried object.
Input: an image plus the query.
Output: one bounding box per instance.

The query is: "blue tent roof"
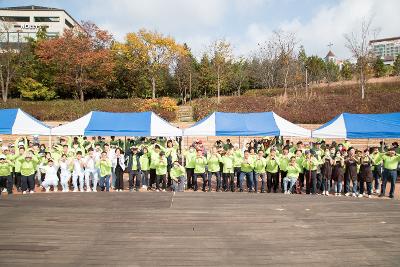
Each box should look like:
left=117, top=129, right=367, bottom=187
left=51, top=111, right=182, bottom=136
left=184, top=112, right=311, bottom=137
left=313, top=112, right=400, bottom=139
left=0, top=108, right=50, bottom=135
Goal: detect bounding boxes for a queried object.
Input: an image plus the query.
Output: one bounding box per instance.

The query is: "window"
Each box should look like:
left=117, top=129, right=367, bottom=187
left=0, top=16, right=30, bottom=22
left=65, top=19, right=73, bottom=28
left=34, top=16, right=60, bottom=22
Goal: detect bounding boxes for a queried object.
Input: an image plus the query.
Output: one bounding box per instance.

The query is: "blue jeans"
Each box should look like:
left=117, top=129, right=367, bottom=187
left=100, top=175, right=110, bottom=192
left=373, top=165, right=382, bottom=190
left=208, top=172, right=221, bottom=191
left=345, top=179, right=358, bottom=194
left=254, top=172, right=266, bottom=192
left=141, top=170, right=149, bottom=186
left=381, top=169, right=397, bottom=198
left=334, top=181, right=342, bottom=193
left=239, top=172, right=253, bottom=191
left=283, top=176, right=297, bottom=192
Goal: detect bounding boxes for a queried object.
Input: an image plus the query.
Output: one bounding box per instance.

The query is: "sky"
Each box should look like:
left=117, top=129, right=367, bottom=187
left=1, top=0, right=399, bottom=59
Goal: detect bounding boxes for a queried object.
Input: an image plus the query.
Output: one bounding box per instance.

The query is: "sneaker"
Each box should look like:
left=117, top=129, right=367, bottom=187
left=45, top=188, right=50, bottom=193
left=30, top=190, right=35, bottom=194
left=54, top=188, right=58, bottom=192
left=156, top=189, right=160, bottom=192
left=73, top=189, right=78, bottom=192
left=352, top=193, right=356, bottom=197
left=66, top=189, right=69, bottom=192
left=376, top=189, right=380, bottom=195
left=325, top=192, right=329, bottom=196
left=92, top=189, right=97, bottom=192
left=345, top=193, right=350, bottom=197
left=22, top=191, right=27, bottom=195
left=337, top=193, right=341, bottom=197
left=86, top=188, right=91, bottom=192
left=2, top=188, right=7, bottom=193
left=368, top=195, right=372, bottom=198
left=162, top=189, right=166, bottom=192
left=358, top=194, right=363, bottom=198
left=322, top=191, right=326, bottom=195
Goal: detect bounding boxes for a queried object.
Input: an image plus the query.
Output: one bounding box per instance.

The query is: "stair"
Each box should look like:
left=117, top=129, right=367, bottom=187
left=177, top=105, right=194, bottom=122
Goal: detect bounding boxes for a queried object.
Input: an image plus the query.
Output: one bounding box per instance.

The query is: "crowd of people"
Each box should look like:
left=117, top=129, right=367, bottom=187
left=0, top=135, right=399, bottom=199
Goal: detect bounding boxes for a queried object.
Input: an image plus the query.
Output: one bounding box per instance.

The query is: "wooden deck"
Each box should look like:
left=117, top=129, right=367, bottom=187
left=0, top=192, right=400, bottom=266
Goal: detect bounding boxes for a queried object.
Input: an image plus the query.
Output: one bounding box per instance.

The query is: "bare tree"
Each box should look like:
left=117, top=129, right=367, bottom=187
left=273, top=30, right=297, bottom=95
left=344, top=17, right=378, bottom=99
left=255, top=40, right=279, bottom=89
left=0, top=21, right=23, bottom=102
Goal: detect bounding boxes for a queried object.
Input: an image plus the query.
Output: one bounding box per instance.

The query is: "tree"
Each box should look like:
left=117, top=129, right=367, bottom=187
left=18, top=77, right=57, bottom=100
left=373, top=57, right=386, bottom=77
left=306, top=56, right=325, bottom=83
left=344, top=17, right=378, bottom=99
left=174, top=43, right=198, bottom=104
left=0, top=21, right=24, bottom=102
left=340, top=60, right=354, bottom=80
left=394, top=55, right=400, bottom=76
left=325, top=61, right=340, bottom=83
left=209, top=39, right=232, bottom=103
left=36, top=21, right=115, bottom=102
left=230, top=57, right=249, bottom=96
left=273, top=30, right=297, bottom=94
left=197, top=53, right=214, bottom=98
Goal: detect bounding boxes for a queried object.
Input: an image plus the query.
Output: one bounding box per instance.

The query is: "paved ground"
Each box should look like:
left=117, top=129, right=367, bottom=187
left=0, top=192, right=399, bottom=266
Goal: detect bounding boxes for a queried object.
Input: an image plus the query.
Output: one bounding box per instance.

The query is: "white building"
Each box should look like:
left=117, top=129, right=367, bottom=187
left=324, top=50, right=343, bottom=69
left=370, top=37, right=400, bottom=65
left=0, top=5, right=79, bottom=44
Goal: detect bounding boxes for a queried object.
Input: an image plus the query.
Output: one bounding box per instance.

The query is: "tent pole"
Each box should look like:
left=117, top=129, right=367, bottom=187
left=367, top=138, right=370, bottom=148
left=124, top=136, right=127, bottom=153
left=48, top=135, right=52, bottom=148
left=239, top=136, right=241, bottom=147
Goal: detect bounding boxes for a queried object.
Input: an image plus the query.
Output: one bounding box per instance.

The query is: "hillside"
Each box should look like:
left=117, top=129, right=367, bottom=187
left=191, top=78, right=400, bottom=124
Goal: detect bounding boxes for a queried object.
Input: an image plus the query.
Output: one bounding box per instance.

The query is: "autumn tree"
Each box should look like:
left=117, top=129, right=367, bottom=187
left=36, top=21, right=114, bottom=102
left=0, top=21, right=24, bottom=102
left=373, top=57, right=386, bottom=77
left=394, top=55, right=400, bottom=76
left=306, top=56, right=325, bottom=83
left=197, top=53, right=214, bottom=98
left=340, top=60, right=354, bottom=80
left=230, top=57, right=250, bottom=96
left=209, top=39, right=233, bottom=103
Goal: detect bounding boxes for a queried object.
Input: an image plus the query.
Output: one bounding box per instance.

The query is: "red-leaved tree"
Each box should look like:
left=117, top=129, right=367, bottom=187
left=36, top=21, right=114, bottom=101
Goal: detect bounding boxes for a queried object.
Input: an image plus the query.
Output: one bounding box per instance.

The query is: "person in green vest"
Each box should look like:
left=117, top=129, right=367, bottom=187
left=170, top=161, right=186, bottom=192
left=97, top=151, right=112, bottom=192
left=127, top=146, right=141, bottom=192
left=239, top=150, right=254, bottom=192
left=0, top=154, right=14, bottom=195
left=378, top=148, right=400, bottom=199
left=165, top=140, right=178, bottom=187
left=283, top=156, right=301, bottom=194
left=295, top=150, right=305, bottom=189
left=155, top=151, right=168, bottom=192
left=232, top=144, right=243, bottom=190
left=278, top=146, right=292, bottom=193
left=207, top=147, right=222, bottom=192
left=371, top=146, right=383, bottom=194
left=342, top=139, right=351, bottom=151
left=303, top=150, right=320, bottom=195
left=254, top=150, right=267, bottom=193
left=18, top=152, right=39, bottom=194
left=266, top=148, right=280, bottom=193
left=183, top=146, right=196, bottom=190
left=221, top=149, right=235, bottom=192
left=149, top=144, right=162, bottom=189
left=194, top=149, right=208, bottom=192
left=139, top=147, right=150, bottom=190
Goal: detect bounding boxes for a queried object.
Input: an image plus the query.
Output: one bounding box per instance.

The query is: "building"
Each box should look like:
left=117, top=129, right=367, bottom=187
left=324, top=50, right=343, bottom=69
left=370, top=36, right=400, bottom=65
left=0, top=5, right=79, bottom=44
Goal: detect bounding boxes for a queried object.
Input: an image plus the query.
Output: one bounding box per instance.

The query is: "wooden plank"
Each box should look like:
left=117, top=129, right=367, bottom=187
left=0, top=193, right=399, bottom=266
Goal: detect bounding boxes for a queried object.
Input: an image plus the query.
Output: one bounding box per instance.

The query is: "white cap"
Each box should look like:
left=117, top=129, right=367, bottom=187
left=0, top=155, right=6, bottom=160
left=1, top=146, right=8, bottom=151
left=234, top=143, right=239, bottom=148
left=18, top=142, right=24, bottom=147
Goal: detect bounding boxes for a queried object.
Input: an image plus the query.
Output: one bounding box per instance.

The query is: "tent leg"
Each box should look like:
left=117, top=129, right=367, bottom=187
left=239, top=136, right=241, bottom=148
left=48, top=135, right=52, bottom=148
left=124, top=136, right=127, bottom=153
left=367, top=138, right=370, bottom=148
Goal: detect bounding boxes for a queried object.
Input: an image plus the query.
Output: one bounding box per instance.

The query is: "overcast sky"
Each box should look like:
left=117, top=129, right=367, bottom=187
left=2, top=0, right=399, bottom=59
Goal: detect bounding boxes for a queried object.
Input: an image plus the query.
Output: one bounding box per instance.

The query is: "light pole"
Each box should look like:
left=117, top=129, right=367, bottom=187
left=305, top=65, right=308, bottom=97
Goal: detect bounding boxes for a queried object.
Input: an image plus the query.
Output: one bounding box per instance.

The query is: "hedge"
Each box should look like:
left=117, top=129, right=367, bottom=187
left=0, top=97, right=178, bottom=121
